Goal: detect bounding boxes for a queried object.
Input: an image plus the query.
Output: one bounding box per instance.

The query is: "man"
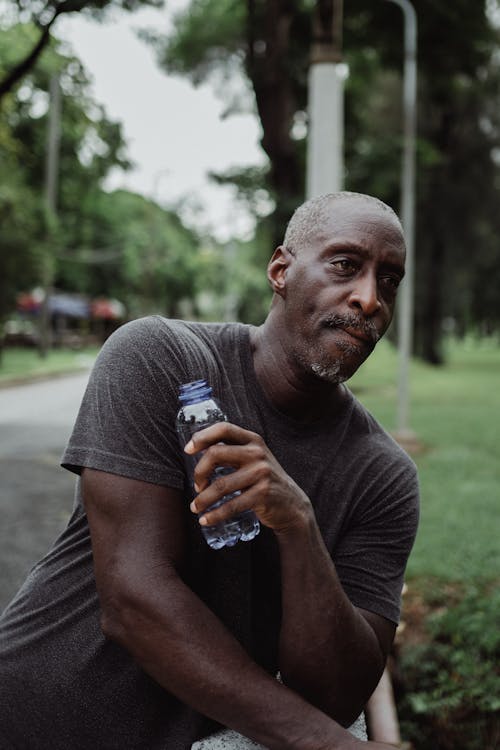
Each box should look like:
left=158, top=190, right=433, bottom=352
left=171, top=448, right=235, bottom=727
left=0, top=192, right=419, bottom=749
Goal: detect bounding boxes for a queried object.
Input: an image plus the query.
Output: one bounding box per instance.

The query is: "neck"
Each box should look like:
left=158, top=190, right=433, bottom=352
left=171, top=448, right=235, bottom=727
left=250, top=313, right=346, bottom=422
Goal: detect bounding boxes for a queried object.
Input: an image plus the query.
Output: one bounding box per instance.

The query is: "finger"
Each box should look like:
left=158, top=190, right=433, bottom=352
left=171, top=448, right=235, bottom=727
left=191, top=463, right=258, bottom=514
left=195, top=484, right=262, bottom=527
left=193, top=443, right=258, bottom=490
left=184, top=422, right=262, bottom=455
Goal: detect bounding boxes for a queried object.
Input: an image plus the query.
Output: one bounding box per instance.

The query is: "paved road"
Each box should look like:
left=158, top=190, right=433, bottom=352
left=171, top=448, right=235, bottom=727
left=0, top=372, right=91, bottom=611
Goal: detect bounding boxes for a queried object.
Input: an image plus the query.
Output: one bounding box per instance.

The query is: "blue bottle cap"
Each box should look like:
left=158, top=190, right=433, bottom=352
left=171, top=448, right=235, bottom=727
left=178, top=379, right=212, bottom=405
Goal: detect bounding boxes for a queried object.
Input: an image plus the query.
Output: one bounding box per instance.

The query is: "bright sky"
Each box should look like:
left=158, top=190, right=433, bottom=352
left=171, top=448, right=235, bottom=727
left=58, top=3, right=265, bottom=240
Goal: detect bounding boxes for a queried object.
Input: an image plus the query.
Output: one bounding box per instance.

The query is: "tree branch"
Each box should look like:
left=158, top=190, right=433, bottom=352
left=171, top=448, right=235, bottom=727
left=0, top=0, right=95, bottom=102
left=0, top=15, right=58, bottom=101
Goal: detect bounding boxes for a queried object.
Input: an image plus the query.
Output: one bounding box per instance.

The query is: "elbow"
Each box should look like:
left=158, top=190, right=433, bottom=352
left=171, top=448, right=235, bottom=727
left=96, top=567, right=182, bottom=652
left=97, top=575, right=154, bottom=649
left=99, top=593, right=132, bottom=645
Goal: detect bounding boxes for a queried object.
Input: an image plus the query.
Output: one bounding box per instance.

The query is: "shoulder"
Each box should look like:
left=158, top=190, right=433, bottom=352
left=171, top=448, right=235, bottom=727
left=102, top=316, right=202, bottom=349
left=97, top=316, right=227, bottom=363
left=346, top=389, right=418, bottom=477
left=105, top=316, right=243, bottom=348
left=93, top=317, right=248, bottom=395
left=341, top=390, right=420, bottom=525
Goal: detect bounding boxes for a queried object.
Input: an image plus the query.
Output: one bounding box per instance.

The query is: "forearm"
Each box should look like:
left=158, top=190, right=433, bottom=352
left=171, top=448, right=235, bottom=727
left=101, top=567, right=355, bottom=750
left=276, top=515, right=385, bottom=725
left=178, top=425, right=388, bottom=731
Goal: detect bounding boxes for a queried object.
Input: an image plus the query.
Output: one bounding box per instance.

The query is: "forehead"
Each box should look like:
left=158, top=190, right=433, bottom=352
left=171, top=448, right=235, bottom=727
left=307, top=198, right=406, bottom=263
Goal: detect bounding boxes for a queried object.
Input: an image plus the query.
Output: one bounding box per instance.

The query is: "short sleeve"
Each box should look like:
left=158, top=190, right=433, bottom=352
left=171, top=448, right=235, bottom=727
left=333, top=449, right=419, bottom=624
left=61, top=317, right=188, bottom=488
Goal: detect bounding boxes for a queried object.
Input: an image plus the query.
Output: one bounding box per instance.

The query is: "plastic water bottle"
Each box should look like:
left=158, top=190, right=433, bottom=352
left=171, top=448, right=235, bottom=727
left=176, top=379, right=260, bottom=549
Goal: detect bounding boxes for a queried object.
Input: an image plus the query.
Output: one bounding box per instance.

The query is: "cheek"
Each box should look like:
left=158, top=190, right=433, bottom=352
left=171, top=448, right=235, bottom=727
left=286, top=267, right=340, bottom=319
left=285, top=274, right=318, bottom=314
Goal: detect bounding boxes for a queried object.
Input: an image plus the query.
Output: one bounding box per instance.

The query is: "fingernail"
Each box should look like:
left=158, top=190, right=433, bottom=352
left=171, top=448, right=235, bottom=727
left=190, top=500, right=197, bottom=513
left=194, top=482, right=200, bottom=493
left=184, top=440, right=194, bottom=454
left=199, top=516, right=208, bottom=526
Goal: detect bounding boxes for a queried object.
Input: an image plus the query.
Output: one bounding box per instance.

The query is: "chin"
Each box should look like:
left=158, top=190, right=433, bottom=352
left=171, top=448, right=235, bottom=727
left=310, top=362, right=347, bottom=384
left=309, top=348, right=367, bottom=385
left=293, top=342, right=367, bottom=385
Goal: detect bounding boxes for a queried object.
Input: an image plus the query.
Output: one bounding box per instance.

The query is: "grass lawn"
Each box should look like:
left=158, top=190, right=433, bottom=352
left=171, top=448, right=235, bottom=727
left=0, top=346, right=98, bottom=384
left=349, top=335, right=500, bottom=587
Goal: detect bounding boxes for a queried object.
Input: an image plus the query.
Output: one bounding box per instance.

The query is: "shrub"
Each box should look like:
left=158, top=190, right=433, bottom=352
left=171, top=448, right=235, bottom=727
left=398, top=584, right=500, bottom=749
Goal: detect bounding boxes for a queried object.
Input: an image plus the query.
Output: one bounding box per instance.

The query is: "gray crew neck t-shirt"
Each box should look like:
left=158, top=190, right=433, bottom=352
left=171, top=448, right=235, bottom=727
left=0, top=316, right=419, bottom=750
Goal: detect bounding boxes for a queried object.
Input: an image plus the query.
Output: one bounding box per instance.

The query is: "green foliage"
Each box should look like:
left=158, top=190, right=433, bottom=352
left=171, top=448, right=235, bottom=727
left=192, top=231, right=271, bottom=325
left=0, top=22, right=207, bottom=326
left=152, top=0, right=246, bottom=84
left=153, top=0, right=309, bottom=244
left=0, top=0, right=163, bottom=99
left=0, top=23, right=132, bottom=320
left=0, top=177, right=45, bottom=321
left=153, top=0, right=500, bottom=359
left=0, top=19, right=274, bottom=332
left=398, top=585, right=500, bottom=749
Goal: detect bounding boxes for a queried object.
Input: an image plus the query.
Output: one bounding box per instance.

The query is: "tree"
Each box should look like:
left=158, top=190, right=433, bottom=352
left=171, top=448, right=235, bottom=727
left=0, top=22, right=132, bottom=329
left=148, top=0, right=314, bottom=247
left=0, top=22, right=134, bottom=322
left=1, top=27, right=204, bottom=319
left=0, top=0, right=162, bottom=100
left=152, top=0, right=500, bottom=361
left=64, top=189, right=202, bottom=318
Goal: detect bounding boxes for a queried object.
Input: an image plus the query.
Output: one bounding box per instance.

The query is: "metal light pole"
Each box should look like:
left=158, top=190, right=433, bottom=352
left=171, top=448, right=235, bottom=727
left=366, top=9, right=417, bottom=741
left=39, top=73, right=62, bottom=358
left=385, top=0, right=417, bottom=440
left=306, top=0, right=345, bottom=198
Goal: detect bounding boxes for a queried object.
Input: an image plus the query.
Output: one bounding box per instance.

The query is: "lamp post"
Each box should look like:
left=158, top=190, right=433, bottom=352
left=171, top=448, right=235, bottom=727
left=39, top=73, right=62, bottom=358
left=306, top=0, right=345, bottom=197
left=385, top=0, right=418, bottom=440
left=306, top=0, right=417, bottom=438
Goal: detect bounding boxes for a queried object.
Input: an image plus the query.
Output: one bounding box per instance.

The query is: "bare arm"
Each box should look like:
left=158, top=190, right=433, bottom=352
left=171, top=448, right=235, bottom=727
left=188, top=423, right=395, bottom=726
left=81, top=468, right=385, bottom=750
left=276, top=521, right=395, bottom=726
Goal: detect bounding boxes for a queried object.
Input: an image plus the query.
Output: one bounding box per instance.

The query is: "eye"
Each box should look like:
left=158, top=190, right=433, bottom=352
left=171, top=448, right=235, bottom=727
left=379, top=274, right=402, bottom=296
left=329, top=258, right=358, bottom=275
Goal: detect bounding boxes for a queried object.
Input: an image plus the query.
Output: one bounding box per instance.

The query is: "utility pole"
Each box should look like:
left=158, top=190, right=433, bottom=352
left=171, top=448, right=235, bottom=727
left=306, top=0, right=345, bottom=198
left=368, top=5, right=418, bottom=745
left=39, top=73, right=61, bottom=357
left=386, top=0, right=417, bottom=442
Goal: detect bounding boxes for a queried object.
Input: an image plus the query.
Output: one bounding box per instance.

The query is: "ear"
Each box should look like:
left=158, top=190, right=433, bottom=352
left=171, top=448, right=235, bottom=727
left=267, top=246, right=292, bottom=298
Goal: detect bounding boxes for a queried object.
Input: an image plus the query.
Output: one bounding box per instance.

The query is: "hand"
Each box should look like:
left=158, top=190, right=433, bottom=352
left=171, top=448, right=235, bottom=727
left=184, top=422, right=313, bottom=533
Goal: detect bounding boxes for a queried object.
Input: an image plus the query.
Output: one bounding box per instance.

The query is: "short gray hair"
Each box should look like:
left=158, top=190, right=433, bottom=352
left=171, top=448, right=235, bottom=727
left=283, top=192, right=401, bottom=254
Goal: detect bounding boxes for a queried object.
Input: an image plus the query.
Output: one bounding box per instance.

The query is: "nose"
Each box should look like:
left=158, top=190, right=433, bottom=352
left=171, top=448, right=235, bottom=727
left=347, top=273, right=382, bottom=317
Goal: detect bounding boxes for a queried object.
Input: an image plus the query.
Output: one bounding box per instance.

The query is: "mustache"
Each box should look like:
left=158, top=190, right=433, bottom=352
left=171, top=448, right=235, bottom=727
left=323, top=313, right=381, bottom=344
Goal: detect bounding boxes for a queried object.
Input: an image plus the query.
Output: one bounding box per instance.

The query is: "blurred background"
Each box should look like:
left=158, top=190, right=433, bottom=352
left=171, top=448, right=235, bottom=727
left=1, top=1, right=499, bottom=748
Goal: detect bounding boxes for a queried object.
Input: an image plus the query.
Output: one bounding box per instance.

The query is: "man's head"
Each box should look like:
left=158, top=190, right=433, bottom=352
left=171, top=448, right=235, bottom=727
left=283, top=192, right=401, bottom=256
left=266, top=191, right=406, bottom=385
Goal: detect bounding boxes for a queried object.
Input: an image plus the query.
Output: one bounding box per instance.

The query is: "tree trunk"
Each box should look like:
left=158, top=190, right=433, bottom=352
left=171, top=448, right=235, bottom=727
left=419, top=233, right=444, bottom=365
left=246, top=0, right=303, bottom=246
left=416, top=99, right=454, bottom=366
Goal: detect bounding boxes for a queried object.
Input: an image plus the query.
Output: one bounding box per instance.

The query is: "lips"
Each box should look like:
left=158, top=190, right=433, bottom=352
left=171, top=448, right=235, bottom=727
left=341, top=327, right=374, bottom=344
left=323, top=318, right=379, bottom=347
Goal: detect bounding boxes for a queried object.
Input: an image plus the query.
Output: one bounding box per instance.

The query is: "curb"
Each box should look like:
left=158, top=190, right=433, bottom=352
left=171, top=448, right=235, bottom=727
left=0, top=366, right=92, bottom=390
